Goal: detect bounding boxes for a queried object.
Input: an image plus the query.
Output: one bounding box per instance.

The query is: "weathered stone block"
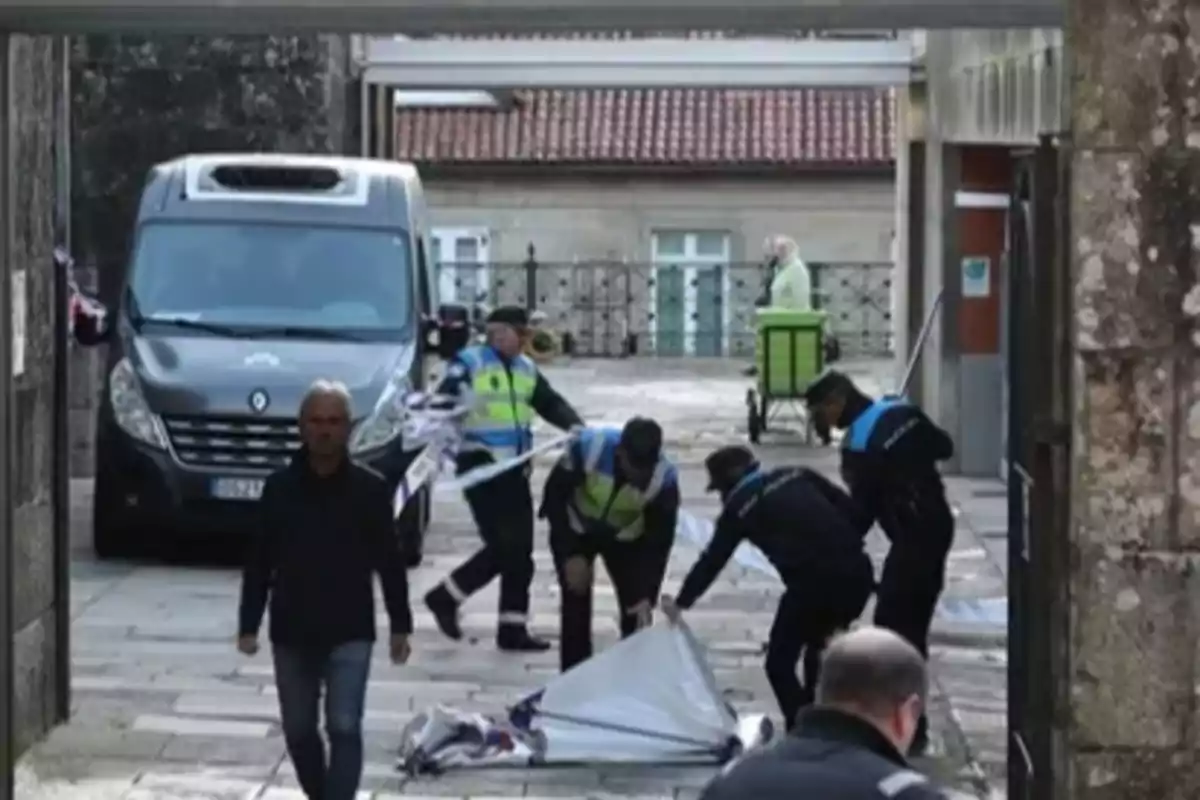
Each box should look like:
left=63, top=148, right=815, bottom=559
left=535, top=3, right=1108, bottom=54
left=1067, top=1, right=1200, bottom=150
left=1072, top=750, right=1200, bottom=800
left=1069, top=545, right=1195, bottom=749
left=12, top=609, right=58, bottom=755
left=1073, top=350, right=1176, bottom=551
left=12, top=500, right=55, bottom=631
left=1070, top=150, right=1199, bottom=353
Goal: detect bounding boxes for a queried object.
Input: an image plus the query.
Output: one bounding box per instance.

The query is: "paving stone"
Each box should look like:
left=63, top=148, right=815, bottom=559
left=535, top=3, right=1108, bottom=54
left=132, top=714, right=274, bottom=738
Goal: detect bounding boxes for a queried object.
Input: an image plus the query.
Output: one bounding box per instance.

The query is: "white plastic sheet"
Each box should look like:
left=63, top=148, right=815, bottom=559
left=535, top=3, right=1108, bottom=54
left=397, top=621, right=773, bottom=775
left=391, top=392, right=578, bottom=517
left=675, top=510, right=781, bottom=581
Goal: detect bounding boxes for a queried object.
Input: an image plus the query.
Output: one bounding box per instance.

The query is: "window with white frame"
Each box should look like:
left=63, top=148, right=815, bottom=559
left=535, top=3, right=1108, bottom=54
left=650, top=231, right=732, bottom=356
left=430, top=228, right=490, bottom=307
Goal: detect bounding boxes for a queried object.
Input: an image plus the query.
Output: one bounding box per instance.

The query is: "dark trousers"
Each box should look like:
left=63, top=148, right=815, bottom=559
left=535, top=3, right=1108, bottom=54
left=272, top=641, right=373, bottom=800
left=549, top=525, right=663, bottom=673
left=445, top=466, right=535, bottom=630
left=765, top=573, right=871, bottom=731
left=874, top=540, right=951, bottom=744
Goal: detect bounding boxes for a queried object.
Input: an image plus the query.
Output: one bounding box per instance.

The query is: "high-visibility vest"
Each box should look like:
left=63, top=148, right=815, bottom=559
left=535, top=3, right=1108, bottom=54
left=843, top=396, right=910, bottom=453
left=458, top=345, right=538, bottom=461
left=567, top=427, right=676, bottom=542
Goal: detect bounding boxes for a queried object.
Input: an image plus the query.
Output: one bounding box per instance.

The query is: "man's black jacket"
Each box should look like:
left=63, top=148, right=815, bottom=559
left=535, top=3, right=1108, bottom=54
left=539, top=442, right=680, bottom=593
left=700, top=708, right=943, bottom=800
left=238, top=453, right=413, bottom=648
left=838, top=398, right=955, bottom=551
left=676, top=467, right=871, bottom=609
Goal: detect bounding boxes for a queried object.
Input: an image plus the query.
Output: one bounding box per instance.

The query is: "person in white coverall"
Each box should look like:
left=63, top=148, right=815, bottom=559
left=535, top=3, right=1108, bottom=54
left=745, top=235, right=815, bottom=376
left=764, top=235, right=813, bottom=310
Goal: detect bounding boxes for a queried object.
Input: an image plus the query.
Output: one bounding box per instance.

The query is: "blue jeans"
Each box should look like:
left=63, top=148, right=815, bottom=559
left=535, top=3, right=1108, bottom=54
left=273, top=641, right=373, bottom=800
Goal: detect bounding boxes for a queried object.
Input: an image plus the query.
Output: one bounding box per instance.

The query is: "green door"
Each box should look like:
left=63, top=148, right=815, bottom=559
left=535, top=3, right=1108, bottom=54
left=655, top=264, right=685, bottom=356
left=694, top=265, right=724, bottom=356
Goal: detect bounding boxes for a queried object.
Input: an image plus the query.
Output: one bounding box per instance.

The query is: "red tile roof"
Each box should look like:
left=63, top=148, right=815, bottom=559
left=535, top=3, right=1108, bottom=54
left=390, top=34, right=895, bottom=169
left=395, top=87, right=894, bottom=168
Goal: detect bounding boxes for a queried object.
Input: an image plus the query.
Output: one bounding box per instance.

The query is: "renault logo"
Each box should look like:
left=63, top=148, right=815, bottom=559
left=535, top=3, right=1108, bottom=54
left=248, top=389, right=270, bottom=414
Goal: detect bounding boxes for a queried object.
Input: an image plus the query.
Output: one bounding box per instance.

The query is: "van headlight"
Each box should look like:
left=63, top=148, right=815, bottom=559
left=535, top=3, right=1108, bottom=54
left=109, top=357, right=168, bottom=449
left=350, top=374, right=410, bottom=455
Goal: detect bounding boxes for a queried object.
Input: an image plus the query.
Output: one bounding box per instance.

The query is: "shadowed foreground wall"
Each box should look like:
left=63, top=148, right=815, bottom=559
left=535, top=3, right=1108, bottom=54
left=8, top=34, right=70, bottom=756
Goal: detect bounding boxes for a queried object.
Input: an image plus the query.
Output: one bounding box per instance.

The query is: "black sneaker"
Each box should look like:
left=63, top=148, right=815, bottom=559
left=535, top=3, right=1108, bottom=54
left=497, top=629, right=551, bottom=652
left=424, top=588, right=462, bottom=641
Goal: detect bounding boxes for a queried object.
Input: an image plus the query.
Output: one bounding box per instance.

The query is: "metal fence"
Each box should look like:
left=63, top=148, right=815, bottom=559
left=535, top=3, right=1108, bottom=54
left=435, top=258, right=894, bottom=359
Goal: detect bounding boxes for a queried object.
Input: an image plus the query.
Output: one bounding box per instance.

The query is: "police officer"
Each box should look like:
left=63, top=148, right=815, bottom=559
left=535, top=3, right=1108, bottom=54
left=803, top=370, right=954, bottom=754
left=699, top=627, right=942, bottom=800
left=424, top=306, right=584, bottom=652
left=660, top=446, right=873, bottom=731
left=539, top=418, right=680, bottom=673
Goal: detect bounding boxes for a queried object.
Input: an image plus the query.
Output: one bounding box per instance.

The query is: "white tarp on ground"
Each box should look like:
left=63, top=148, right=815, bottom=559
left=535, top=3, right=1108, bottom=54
left=397, top=621, right=774, bottom=775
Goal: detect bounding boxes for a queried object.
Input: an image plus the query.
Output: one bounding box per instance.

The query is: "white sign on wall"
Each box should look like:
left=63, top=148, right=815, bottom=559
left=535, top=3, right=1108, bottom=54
left=961, top=256, right=991, bottom=298
left=12, top=270, right=26, bottom=377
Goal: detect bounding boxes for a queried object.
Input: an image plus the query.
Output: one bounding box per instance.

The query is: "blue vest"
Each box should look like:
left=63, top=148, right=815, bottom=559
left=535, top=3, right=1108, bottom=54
left=843, top=396, right=910, bottom=453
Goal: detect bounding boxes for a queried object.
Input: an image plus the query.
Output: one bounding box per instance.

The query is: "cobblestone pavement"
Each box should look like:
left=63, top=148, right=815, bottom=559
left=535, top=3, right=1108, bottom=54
left=17, top=357, right=1007, bottom=799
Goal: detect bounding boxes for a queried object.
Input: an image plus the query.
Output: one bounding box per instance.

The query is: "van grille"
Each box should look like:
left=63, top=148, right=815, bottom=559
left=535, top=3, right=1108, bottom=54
left=163, top=415, right=300, bottom=469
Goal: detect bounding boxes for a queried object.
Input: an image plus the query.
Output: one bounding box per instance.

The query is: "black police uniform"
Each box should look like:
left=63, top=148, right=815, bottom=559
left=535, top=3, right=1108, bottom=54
left=424, top=309, right=583, bottom=652
left=806, top=373, right=955, bottom=749
left=538, top=433, right=680, bottom=673
left=674, top=462, right=873, bottom=730
left=699, top=707, right=943, bottom=800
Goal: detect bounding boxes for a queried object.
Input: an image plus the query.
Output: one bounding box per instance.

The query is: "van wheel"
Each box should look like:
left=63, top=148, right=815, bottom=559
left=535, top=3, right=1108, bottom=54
left=92, top=472, right=137, bottom=560
left=396, top=484, right=429, bottom=569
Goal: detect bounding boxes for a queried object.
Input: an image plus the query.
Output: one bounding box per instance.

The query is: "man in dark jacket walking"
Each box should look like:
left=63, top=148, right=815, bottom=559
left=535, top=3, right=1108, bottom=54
left=238, top=379, right=414, bottom=800
left=699, top=626, right=942, bottom=800
left=661, top=446, right=874, bottom=730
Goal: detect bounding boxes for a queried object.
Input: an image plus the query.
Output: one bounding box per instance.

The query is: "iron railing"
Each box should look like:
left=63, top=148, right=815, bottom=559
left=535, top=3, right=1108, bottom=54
left=434, top=258, right=894, bottom=359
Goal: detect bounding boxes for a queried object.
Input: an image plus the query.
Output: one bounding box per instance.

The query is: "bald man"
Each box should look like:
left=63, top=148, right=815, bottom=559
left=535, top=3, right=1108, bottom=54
left=699, top=627, right=942, bottom=800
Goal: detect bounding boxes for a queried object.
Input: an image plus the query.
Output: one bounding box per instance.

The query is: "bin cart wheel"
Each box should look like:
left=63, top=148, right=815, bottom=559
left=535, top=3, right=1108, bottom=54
left=746, top=389, right=763, bottom=444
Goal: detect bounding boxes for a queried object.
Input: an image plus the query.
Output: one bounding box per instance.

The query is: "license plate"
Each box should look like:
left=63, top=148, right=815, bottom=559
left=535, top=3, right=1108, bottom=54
left=211, top=477, right=265, bottom=501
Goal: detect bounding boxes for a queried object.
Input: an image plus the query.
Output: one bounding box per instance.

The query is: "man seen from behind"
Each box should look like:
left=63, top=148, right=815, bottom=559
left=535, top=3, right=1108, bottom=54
left=238, top=380, right=413, bottom=800
left=699, top=626, right=942, bottom=800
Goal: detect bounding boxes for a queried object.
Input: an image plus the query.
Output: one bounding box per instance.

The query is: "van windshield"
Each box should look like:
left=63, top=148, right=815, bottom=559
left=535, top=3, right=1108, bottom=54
left=128, top=221, right=413, bottom=340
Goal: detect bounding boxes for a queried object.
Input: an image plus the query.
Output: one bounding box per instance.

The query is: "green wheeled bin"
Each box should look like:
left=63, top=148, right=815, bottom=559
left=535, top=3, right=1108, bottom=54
left=746, top=308, right=827, bottom=444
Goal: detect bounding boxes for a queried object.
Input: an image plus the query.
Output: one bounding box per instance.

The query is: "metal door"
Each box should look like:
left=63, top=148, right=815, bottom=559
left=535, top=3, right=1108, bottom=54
left=1006, top=135, right=1069, bottom=800
left=654, top=264, right=686, bottom=356
left=693, top=265, right=724, bottom=356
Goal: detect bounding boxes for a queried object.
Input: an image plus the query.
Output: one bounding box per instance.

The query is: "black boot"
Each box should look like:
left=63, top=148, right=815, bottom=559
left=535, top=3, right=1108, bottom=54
left=497, top=626, right=550, bottom=652
left=425, top=587, right=463, bottom=641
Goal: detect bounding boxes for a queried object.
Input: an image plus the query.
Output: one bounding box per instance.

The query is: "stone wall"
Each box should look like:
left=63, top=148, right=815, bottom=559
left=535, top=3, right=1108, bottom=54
left=68, top=34, right=357, bottom=475
left=8, top=34, right=69, bottom=756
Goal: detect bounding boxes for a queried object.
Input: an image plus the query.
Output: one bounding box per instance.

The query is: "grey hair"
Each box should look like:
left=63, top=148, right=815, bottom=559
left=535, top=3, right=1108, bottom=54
left=763, top=234, right=798, bottom=259
left=299, top=379, right=354, bottom=420
left=816, top=626, right=927, bottom=715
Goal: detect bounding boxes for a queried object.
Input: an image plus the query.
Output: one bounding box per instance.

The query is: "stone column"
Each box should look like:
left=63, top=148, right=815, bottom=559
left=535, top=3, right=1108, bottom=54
left=1066, top=0, right=1200, bottom=796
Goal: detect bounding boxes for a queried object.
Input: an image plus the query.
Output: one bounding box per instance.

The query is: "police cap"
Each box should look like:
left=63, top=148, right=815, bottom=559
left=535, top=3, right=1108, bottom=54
left=803, top=368, right=856, bottom=406
left=619, top=417, right=663, bottom=468
left=486, top=305, right=529, bottom=328
left=704, top=445, right=757, bottom=492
